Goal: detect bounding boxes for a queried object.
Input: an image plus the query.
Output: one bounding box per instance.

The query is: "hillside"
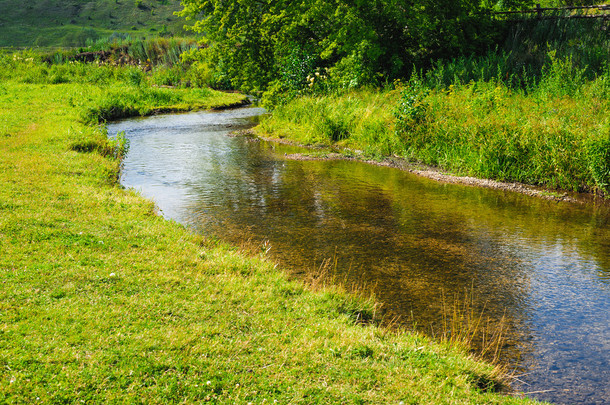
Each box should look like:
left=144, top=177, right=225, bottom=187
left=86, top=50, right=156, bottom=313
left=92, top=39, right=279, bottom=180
left=0, top=0, right=189, bottom=47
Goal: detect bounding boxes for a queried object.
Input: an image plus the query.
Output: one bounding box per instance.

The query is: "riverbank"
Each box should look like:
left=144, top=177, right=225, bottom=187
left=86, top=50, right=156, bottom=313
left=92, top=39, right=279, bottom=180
left=257, top=66, right=610, bottom=200
left=250, top=145, right=581, bottom=204
left=0, top=64, right=542, bottom=403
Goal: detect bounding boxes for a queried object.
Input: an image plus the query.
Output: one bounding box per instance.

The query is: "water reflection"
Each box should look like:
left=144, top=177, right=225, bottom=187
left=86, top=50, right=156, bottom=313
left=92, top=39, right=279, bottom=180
left=109, top=108, right=610, bottom=405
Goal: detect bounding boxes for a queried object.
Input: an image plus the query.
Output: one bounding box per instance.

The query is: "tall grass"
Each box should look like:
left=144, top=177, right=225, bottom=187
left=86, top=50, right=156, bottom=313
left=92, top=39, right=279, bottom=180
left=3, top=40, right=210, bottom=91
left=411, top=13, right=609, bottom=92
left=124, top=37, right=199, bottom=66
left=401, top=56, right=610, bottom=194
left=259, top=89, right=401, bottom=157
left=43, top=37, right=198, bottom=67
left=500, top=12, right=609, bottom=78
left=437, top=289, right=509, bottom=366
left=0, top=52, right=246, bottom=126
left=258, top=15, right=610, bottom=195
left=259, top=50, right=610, bottom=195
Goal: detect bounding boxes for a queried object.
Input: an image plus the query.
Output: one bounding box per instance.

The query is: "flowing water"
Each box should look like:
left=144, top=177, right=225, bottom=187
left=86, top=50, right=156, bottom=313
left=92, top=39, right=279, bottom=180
left=108, top=108, right=610, bottom=405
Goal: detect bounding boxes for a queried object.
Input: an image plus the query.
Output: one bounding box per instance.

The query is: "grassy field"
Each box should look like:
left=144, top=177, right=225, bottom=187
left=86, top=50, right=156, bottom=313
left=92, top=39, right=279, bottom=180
left=0, top=56, right=544, bottom=403
left=0, top=0, right=187, bottom=47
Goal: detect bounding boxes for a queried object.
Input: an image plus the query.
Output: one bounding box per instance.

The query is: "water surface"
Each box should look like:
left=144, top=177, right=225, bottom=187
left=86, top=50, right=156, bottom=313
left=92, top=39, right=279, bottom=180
left=109, top=108, right=610, bottom=405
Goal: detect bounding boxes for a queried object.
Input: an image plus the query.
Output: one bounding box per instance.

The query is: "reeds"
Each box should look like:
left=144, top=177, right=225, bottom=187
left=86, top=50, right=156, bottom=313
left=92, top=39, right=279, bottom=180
left=303, top=255, right=382, bottom=326
left=303, top=255, right=510, bottom=368
left=436, top=289, right=509, bottom=365
left=125, top=37, right=198, bottom=66
left=42, top=36, right=198, bottom=71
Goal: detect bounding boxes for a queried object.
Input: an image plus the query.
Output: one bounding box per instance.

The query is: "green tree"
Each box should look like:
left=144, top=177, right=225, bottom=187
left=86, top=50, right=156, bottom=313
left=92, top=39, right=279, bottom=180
left=178, top=0, right=510, bottom=94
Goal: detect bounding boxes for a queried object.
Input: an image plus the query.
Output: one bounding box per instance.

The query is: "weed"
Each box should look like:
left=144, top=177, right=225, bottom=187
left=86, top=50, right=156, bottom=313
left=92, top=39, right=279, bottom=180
left=437, top=288, right=509, bottom=365
left=394, top=79, right=429, bottom=133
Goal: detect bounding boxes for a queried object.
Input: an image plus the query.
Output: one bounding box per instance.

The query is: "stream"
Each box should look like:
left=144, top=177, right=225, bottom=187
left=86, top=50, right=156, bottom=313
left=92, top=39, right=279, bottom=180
left=108, top=107, right=610, bottom=405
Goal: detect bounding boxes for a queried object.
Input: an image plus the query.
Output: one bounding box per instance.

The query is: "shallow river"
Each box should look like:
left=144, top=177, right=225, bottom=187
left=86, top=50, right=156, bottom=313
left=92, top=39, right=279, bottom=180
left=108, top=107, right=610, bottom=405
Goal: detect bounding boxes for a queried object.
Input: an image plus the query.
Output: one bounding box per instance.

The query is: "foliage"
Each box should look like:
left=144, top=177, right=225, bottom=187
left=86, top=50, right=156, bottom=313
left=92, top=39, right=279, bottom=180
left=499, top=16, right=610, bottom=82
left=2, top=39, right=218, bottom=92
left=40, top=37, right=198, bottom=71
left=586, top=133, right=610, bottom=192
left=175, top=0, right=610, bottom=110
left=178, top=0, right=517, bottom=98
left=0, top=52, right=246, bottom=125
left=394, top=78, right=430, bottom=134
left=259, top=89, right=403, bottom=157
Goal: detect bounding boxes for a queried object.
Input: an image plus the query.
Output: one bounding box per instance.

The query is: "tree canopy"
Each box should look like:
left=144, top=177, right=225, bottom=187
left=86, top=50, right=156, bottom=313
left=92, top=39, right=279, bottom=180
left=178, top=0, right=534, bottom=94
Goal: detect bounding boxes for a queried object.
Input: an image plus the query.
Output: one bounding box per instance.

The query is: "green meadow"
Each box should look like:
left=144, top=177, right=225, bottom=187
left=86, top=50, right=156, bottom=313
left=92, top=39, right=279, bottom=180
left=3, top=2, right=604, bottom=402
left=0, top=54, right=543, bottom=403
left=0, top=0, right=186, bottom=47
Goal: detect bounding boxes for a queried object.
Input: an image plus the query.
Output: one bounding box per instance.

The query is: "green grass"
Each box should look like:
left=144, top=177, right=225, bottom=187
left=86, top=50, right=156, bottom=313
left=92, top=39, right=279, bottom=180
left=0, top=56, right=542, bottom=403
left=397, top=78, right=610, bottom=193
left=259, top=52, right=610, bottom=196
left=259, top=88, right=402, bottom=157
left=0, top=0, right=187, bottom=48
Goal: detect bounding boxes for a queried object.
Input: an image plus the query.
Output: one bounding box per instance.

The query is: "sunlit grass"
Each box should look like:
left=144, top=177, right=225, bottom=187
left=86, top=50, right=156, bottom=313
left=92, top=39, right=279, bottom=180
left=260, top=55, right=610, bottom=195
left=0, top=0, right=187, bottom=47
left=0, top=58, right=541, bottom=403
left=259, top=88, right=401, bottom=158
